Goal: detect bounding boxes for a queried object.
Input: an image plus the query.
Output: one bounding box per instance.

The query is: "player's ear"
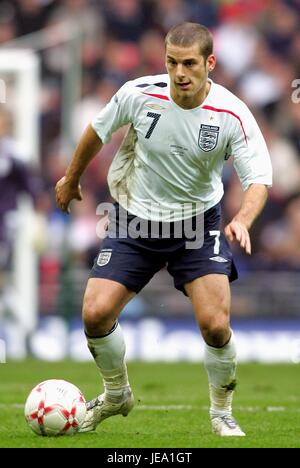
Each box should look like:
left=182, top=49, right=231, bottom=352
left=207, top=54, right=216, bottom=72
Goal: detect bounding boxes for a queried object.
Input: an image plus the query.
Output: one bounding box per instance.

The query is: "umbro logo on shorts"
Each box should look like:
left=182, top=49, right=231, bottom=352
left=209, top=256, right=228, bottom=263
left=97, top=249, right=112, bottom=266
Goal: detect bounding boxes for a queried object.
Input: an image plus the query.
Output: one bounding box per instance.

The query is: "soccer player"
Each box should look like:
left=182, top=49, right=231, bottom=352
left=55, top=22, right=272, bottom=437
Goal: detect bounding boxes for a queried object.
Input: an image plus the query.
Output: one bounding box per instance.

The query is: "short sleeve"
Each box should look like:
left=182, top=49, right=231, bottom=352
left=91, top=81, right=133, bottom=144
left=230, top=105, right=273, bottom=191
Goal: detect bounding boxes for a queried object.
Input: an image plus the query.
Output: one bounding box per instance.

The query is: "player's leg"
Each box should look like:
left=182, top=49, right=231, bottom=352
left=80, top=201, right=166, bottom=432
left=80, top=278, right=135, bottom=432
left=185, top=274, right=245, bottom=436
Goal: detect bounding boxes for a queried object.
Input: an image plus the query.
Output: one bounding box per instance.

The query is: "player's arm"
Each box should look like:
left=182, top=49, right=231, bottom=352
left=55, top=124, right=103, bottom=213
left=225, top=104, right=272, bottom=254
left=56, top=81, right=133, bottom=214
left=224, top=183, right=268, bottom=255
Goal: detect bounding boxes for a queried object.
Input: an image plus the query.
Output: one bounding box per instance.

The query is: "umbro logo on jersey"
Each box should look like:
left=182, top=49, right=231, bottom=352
left=198, top=124, right=220, bottom=152
left=97, top=249, right=112, bottom=266
left=209, top=256, right=228, bottom=263
left=145, top=102, right=166, bottom=111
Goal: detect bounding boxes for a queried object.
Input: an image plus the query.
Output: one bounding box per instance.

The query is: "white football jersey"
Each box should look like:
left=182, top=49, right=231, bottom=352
left=92, top=74, right=272, bottom=221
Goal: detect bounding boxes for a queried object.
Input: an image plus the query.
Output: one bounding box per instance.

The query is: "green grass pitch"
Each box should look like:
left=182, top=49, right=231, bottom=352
left=1, top=360, right=300, bottom=448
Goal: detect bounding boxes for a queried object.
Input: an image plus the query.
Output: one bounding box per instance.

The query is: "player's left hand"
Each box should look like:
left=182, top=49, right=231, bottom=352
left=55, top=176, right=82, bottom=214
left=225, top=219, right=251, bottom=255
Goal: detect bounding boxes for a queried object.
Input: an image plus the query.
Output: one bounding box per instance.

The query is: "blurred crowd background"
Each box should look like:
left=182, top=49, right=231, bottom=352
left=0, top=0, right=300, bottom=324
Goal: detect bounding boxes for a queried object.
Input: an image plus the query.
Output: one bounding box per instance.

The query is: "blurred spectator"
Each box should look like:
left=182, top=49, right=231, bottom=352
left=238, top=40, right=286, bottom=110
left=47, top=0, right=103, bottom=41
left=101, top=0, right=150, bottom=42
left=152, top=0, right=191, bottom=33
left=0, top=107, right=42, bottom=317
left=41, top=0, right=104, bottom=77
left=260, top=193, right=300, bottom=269
left=276, top=97, right=300, bottom=155
left=262, top=1, right=299, bottom=58
left=0, top=107, right=41, bottom=251
left=213, top=6, right=259, bottom=79
left=138, top=29, right=166, bottom=75
left=185, top=0, right=218, bottom=28
left=13, top=0, right=57, bottom=36
left=71, top=77, right=118, bottom=139
left=260, top=120, right=300, bottom=200
left=290, top=31, right=300, bottom=75
left=101, top=38, right=140, bottom=81
left=0, top=1, right=16, bottom=44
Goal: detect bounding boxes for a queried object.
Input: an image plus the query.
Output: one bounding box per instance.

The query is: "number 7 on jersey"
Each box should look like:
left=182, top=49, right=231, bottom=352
left=145, top=112, right=161, bottom=139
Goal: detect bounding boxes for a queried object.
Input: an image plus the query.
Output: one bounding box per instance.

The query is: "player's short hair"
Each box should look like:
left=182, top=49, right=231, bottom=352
left=165, top=22, right=213, bottom=61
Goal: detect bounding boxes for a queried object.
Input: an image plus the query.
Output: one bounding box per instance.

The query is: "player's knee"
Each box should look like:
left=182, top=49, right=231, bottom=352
left=82, top=296, right=114, bottom=333
left=201, top=316, right=230, bottom=347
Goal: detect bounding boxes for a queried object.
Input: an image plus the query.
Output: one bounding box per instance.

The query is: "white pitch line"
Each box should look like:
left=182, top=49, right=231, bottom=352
left=266, top=406, right=286, bottom=412
left=0, top=403, right=298, bottom=412
left=136, top=405, right=194, bottom=411
left=135, top=405, right=292, bottom=412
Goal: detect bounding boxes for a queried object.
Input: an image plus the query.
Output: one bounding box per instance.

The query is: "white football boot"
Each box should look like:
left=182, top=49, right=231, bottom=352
left=211, top=415, right=245, bottom=436
left=79, top=387, right=134, bottom=433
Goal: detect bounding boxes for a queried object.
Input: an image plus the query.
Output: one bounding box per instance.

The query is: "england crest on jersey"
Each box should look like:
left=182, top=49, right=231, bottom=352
left=198, top=124, right=220, bottom=152
left=97, top=249, right=112, bottom=266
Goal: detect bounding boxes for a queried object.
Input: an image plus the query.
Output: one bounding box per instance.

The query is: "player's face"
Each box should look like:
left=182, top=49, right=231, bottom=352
left=165, top=43, right=216, bottom=108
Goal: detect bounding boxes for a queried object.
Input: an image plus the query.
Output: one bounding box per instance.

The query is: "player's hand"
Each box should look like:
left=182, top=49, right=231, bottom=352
left=224, top=219, right=251, bottom=255
left=55, top=176, right=82, bottom=214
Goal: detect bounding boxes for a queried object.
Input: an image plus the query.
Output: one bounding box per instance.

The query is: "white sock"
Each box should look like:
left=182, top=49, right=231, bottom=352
left=204, top=331, right=237, bottom=419
left=86, top=322, right=130, bottom=398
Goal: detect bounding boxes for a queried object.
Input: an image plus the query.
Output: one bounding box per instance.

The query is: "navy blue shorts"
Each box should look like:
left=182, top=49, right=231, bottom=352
left=90, top=203, right=238, bottom=295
